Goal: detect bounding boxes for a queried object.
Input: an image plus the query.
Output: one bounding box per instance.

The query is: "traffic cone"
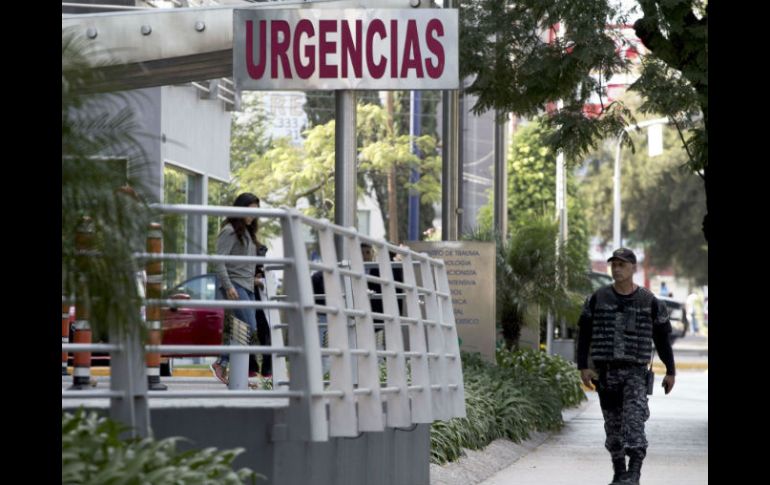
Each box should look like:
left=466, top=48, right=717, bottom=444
left=69, top=316, right=93, bottom=390
left=69, top=219, right=94, bottom=390
left=145, top=222, right=167, bottom=391
left=62, top=302, right=70, bottom=376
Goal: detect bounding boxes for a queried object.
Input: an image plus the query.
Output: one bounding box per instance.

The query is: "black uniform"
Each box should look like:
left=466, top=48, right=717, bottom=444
left=576, top=285, right=676, bottom=461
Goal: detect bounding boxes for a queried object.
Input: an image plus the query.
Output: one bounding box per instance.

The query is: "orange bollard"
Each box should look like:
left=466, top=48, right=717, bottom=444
left=145, top=222, right=167, bottom=391
left=61, top=302, right=71, bottom=376
left=69, top=218, right=94, bottom=390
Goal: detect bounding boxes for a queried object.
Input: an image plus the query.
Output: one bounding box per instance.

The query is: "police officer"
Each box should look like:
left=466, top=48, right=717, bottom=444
left=577, top=248, right=676, bottom=485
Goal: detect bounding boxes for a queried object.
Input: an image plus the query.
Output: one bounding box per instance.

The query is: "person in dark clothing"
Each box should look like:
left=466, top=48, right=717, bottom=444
left=366, top=249, right=404, bottom=317
left=311, top=257, right=331, bottom=373
left=310, top=243, right=400, bottom=343
left=252, top=243, right=271, bottom=378
left=577, top=248, right=676, bottom=485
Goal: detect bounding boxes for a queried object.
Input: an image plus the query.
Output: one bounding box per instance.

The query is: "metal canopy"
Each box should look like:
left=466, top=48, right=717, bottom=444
left=62, top=1, right=414, bottom=91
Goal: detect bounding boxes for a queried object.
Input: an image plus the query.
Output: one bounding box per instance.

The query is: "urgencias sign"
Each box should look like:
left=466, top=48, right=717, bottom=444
left=234, top=9, right=459, bottom=91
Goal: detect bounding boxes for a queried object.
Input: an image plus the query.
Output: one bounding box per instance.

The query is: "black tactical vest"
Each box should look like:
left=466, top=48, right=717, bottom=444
left=589, top=286, right=657, bottom=365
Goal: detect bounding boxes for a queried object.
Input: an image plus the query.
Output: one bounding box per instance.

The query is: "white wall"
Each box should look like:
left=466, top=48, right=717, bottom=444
left=160, top=85, right=231, bottom=181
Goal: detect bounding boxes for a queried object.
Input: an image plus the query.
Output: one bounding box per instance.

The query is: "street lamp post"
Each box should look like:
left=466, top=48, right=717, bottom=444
left=612, top=117, right=668, bottom=249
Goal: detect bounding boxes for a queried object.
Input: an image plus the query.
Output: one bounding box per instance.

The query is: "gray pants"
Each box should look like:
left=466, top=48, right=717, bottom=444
left=595, top=365, right=650, bottom=460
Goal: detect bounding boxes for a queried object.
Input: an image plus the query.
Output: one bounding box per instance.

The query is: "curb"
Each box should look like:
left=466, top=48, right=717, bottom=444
left=64, top=367, right=214, bottom=378
left=70, top=363, right=707, bottom=379
left=430, top=398, right=592, bottom=485
left=653, top=362, right=707, bottom=372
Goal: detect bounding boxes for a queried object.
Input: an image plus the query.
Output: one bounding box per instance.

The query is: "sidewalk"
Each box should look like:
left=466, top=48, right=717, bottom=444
left=429, top=401, right=590, bottom=485
left=432, top=372, right=708, bottom=485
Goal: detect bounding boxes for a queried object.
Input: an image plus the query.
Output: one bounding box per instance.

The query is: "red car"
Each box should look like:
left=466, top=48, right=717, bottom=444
left=66, top=274, right=225, bottom=376
left=162, top=273, right=225, bottom=347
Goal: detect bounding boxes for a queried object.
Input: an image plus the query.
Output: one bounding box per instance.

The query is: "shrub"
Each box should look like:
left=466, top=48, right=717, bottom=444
left=62, top=409, right=263, bottom=484
left=430, top=348, right=586, bottom=465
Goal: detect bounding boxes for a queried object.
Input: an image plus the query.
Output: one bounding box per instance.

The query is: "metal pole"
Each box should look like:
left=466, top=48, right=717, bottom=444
left=546, top=19, right=565, bottom=353
left=335, top=90, right=357, bottom=258
left=556, top=149, right=568, bottom=338
left=441, top=0, right=460, bottom=241
left=441, top=90, right=460, bottom=240
left=408, top=90, right=421, bottom=241
left=493, top=112, right=507, bottom=237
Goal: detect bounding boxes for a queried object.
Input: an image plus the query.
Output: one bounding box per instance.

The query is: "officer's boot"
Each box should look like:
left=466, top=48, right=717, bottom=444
left=608, top=456, right=627, bottom=485
left=621, top=450, right=644, bottom=485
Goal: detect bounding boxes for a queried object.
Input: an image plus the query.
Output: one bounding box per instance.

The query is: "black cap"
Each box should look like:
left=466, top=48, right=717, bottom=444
left=607, top=248, right=637, bottom=264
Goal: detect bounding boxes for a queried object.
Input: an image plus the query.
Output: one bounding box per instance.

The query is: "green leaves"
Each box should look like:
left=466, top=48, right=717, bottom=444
left=232, top=102, right=440, bottom=235
left=472, top=121, right=591, bottom=349
left=460, top=0, right=631, bottom=117
left=62, top=29, right=159, bottom=341
left=430, top=349, right=586, bottom=465
left=62, top=410, right=264, bottom=484
left=578, top=117, right=707, bottom=283
left=458, top=0, right=708, bottom=241
left=496, top=347, right=587, bottom=408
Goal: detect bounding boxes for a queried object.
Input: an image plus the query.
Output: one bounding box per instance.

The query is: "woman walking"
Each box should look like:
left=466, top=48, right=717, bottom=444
left=210, top=192, right=261, bottom=385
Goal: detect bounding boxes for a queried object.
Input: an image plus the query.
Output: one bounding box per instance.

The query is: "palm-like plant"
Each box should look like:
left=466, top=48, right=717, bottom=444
left=497, top=215, right=590, bottom=349
left=62, top=28, right=155, bottom=341
left=465, top=214, right=590, bottom=350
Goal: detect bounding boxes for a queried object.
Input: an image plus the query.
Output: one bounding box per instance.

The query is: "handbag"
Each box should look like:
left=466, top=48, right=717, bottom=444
left=223, top=311, right=252, bottom=346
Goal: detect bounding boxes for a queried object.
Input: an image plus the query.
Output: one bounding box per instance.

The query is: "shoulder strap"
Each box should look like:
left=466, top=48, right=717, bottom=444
left=649, top=293, right=657, bottom=367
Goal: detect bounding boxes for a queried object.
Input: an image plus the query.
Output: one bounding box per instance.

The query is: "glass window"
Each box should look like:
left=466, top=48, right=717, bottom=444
left=172, top=275, right=217, bottom=300
left=207, top=178, right=230, bottom=256
left=163, top=165, right=189, bottom=289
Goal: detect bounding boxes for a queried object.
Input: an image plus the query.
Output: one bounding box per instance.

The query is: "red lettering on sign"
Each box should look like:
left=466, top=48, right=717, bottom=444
left=400, top=19, right=423, bottom=78
left=341, top=20, right=362, bottom=78
left=319, top=20, right=338, bottom=78
left=425, top=19, right=445, bottom=79
left=271, top=20, right=292, bottom=79
left=390, top=20, right=399, bottom=78
left=366, top=19, right=387, bottom=79
left=246, top=20, right=266, bottom=79
left=294, top=19, right=315, bottom=79
left=243, top=15, right=451, bottom=83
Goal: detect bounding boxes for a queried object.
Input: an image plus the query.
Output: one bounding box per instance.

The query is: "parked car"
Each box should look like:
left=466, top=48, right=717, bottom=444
left=67, top=274, right=226, bottom=377
left=657, top=295, right=688, bottom=344
left=587, top=271, right=613, bottom=292
left=162, top=273, right=225, bottom=348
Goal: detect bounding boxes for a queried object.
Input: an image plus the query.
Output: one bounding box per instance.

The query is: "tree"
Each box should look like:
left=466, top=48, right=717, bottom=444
left=579, top=119, right=707, bottom=284
left=303, top=90, right=382, bottom=128
left=459, top=0, right=708, bottom=241
left=465, top=214, right=590, bottom=350
left=230, top=92, right=273, bottom=174
left=232, top=103, right=441, bottom=238
left=478, top=120, right=591, bottom=253
left=358, top=103, right=443, bottom=239
left=382, top=91, right=442, bottom=242
left=62, top=29, right=154, bottom=339
left=632, top=0, right=708, bottom=238
left=472, top=120, right=592, bottom=348
left=301, top=89, right=441, bottom=243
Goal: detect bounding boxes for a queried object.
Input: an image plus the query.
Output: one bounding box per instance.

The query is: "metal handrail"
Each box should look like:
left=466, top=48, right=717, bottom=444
left=62, top=203, right=466, bottom=442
